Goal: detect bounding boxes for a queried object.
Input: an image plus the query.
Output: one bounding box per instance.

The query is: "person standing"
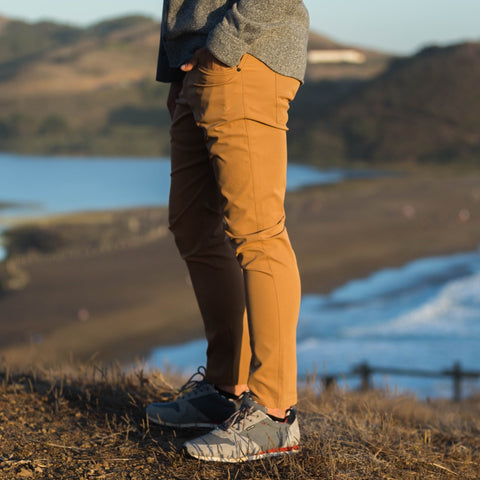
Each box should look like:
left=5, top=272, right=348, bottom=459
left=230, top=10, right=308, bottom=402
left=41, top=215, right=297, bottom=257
left=147, top=0, right=309, bottom=462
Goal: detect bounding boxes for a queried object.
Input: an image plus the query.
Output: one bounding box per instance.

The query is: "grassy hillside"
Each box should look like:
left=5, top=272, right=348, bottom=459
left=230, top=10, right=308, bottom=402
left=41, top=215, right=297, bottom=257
left=1, top=16, right=478, bottom=165
left=0, top=16, right=171, bottom=156
left=0, top=365, right=479, bottom=479
left=0, top=15, right=391, bottom=159
left=0, top=17, right=82, bottom=66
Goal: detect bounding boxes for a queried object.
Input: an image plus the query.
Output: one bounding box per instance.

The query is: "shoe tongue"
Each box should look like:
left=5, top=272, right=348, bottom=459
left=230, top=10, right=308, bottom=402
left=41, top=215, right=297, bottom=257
left=242, top=394, right=267, bottom=413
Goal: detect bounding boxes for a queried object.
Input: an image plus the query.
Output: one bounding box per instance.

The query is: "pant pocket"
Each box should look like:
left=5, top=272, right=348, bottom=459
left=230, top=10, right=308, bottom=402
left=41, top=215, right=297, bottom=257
left=275, top=74, right=300, bottom=128
left=196, top=53, right=249, bottom=79
left=184, top=71, right=243, bottom=127
left=241, top=56, right=299, bottom=131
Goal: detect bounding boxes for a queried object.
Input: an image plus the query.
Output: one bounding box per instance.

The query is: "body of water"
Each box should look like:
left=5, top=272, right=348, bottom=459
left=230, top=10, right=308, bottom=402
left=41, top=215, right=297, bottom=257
left=0, top=153, right=377, bottom=260
left=149, top=249, right=480, bottom=399
left=3, top=154, right=478, bottom=399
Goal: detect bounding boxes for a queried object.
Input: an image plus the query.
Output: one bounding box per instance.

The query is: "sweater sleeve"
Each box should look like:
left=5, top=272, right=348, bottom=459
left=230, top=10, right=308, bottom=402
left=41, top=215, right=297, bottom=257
left=206, top=0, right=302, bottom=67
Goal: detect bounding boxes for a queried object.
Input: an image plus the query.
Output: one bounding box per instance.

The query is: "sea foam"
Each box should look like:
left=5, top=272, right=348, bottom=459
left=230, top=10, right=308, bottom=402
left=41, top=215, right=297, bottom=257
left=150, top=249, right=480, bottom=397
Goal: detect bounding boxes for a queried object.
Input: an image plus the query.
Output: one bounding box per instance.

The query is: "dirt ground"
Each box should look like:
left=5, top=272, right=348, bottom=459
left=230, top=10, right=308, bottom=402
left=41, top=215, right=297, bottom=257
left=0, top=167, right=479, bottom=367
left=0, top=366, right=479, bottom=480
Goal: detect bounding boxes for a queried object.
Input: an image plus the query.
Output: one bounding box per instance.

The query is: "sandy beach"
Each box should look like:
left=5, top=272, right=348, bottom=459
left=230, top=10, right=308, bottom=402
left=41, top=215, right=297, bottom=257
left=1, top=167, right=479, bottom=367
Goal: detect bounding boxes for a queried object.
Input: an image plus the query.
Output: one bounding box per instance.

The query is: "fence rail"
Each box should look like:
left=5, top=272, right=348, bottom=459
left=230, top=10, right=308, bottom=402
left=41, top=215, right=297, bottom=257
left=305, top=361, right=480, bottom=402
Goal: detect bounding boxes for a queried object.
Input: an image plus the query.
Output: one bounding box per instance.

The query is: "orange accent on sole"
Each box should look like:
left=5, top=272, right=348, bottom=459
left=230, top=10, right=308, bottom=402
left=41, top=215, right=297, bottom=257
left=258, top=445, right=300, bottom=455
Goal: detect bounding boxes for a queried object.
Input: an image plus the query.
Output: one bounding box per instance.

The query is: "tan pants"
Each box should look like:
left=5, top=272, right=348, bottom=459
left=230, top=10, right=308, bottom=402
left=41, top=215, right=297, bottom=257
left=169, top=54, right=301, bottom=409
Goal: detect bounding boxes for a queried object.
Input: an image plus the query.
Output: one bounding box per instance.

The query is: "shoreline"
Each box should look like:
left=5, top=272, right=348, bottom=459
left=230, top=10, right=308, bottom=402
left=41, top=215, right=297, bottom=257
left=1, top=168, right=480, bottom=367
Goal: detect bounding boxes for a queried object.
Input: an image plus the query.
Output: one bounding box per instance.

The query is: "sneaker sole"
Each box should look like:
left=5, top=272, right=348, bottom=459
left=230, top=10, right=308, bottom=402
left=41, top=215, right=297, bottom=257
left=147, top=415, right=220, bottom=429
left=186, top=445, right=300, bottom=463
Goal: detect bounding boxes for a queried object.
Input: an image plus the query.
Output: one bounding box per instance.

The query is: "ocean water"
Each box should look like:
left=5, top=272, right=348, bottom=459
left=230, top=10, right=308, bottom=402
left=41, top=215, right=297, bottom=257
left=0, top=154, right=373, bottom=260
left=149, top=249, right=480, bottom=399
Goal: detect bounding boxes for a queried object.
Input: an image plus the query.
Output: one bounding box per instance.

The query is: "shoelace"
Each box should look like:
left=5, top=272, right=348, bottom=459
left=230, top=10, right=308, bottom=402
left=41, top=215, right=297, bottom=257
left=220, top=402, right=255, bottom=431
left=176, top=366, right=207, bottom=396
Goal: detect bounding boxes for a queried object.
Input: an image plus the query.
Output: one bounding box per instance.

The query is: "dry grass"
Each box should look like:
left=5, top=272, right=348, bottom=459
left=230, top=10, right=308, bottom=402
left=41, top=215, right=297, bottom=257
left=0, top=364, right=478, bottom=479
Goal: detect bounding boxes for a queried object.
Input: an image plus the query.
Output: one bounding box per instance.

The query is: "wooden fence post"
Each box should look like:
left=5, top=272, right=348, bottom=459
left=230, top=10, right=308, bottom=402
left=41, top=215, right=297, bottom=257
left=451, top=362, right=462, bottom=402
left=355, top=362, right=372, bottom=391
left=323, top=375, right=336, bottom=390
left=302, top=361, right=480, bottom=401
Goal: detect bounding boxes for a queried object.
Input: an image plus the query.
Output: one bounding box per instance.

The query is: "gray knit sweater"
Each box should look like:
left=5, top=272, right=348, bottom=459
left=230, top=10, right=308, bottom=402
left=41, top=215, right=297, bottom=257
left=156, top=0, right=309, bottom=83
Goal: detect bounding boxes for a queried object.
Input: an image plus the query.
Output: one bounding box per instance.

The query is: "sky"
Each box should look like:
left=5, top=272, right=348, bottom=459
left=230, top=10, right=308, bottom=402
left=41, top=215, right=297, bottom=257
left=1, top=0, right=479, bottom=54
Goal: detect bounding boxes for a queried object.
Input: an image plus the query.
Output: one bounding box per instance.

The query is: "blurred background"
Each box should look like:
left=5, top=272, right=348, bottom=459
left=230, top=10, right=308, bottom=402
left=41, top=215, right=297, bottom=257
left=0, top=0, right=479, bottom=399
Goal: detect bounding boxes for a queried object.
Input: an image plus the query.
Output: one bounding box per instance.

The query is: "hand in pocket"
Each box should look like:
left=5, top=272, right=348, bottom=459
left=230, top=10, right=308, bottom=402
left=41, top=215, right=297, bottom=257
left=181, top=47, right=230, bottom=72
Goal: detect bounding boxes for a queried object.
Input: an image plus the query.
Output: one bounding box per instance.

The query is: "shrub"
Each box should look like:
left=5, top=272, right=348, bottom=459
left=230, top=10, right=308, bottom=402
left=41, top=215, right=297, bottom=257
left=3, top=226, right=65, bottom=256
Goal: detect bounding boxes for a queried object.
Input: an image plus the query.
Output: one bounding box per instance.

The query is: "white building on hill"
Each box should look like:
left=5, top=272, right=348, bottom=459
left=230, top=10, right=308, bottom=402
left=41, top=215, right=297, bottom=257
left=308, top=49, right=366, bottom=64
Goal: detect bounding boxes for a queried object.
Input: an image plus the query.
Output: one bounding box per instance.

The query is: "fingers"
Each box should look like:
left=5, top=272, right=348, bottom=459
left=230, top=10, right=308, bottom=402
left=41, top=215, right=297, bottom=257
left=181, top=47, right=225, bottom=72
left=181, top=48, right=204, bottom=72
left=180, top=59, right=197, bottom=72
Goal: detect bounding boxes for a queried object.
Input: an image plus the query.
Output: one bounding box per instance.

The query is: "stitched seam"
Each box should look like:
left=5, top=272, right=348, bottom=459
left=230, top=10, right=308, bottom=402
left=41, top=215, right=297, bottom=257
left=241, top=64, right=283, bottom=408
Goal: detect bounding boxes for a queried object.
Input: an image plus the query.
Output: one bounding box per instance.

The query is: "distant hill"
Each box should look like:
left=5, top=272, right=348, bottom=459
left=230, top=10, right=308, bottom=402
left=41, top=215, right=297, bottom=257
left=0, top=15, right=160, bottom=94
left=0, top=16, right=82, bottom=65
left=1, top=15, right=478, bottom=165
left=0, top=16, right=171, bottom=156
left=0, top=17, right=388, bottom=96
left=290, top=42, right=480, bottom=164
left=0, top=15, right=390, bottom=158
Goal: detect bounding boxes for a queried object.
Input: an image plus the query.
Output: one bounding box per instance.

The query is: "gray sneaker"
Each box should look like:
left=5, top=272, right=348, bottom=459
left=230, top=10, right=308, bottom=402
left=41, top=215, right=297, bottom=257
left=146, top=367, right=242, bottom=428
left=184, top=394, right=300, bottom=462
